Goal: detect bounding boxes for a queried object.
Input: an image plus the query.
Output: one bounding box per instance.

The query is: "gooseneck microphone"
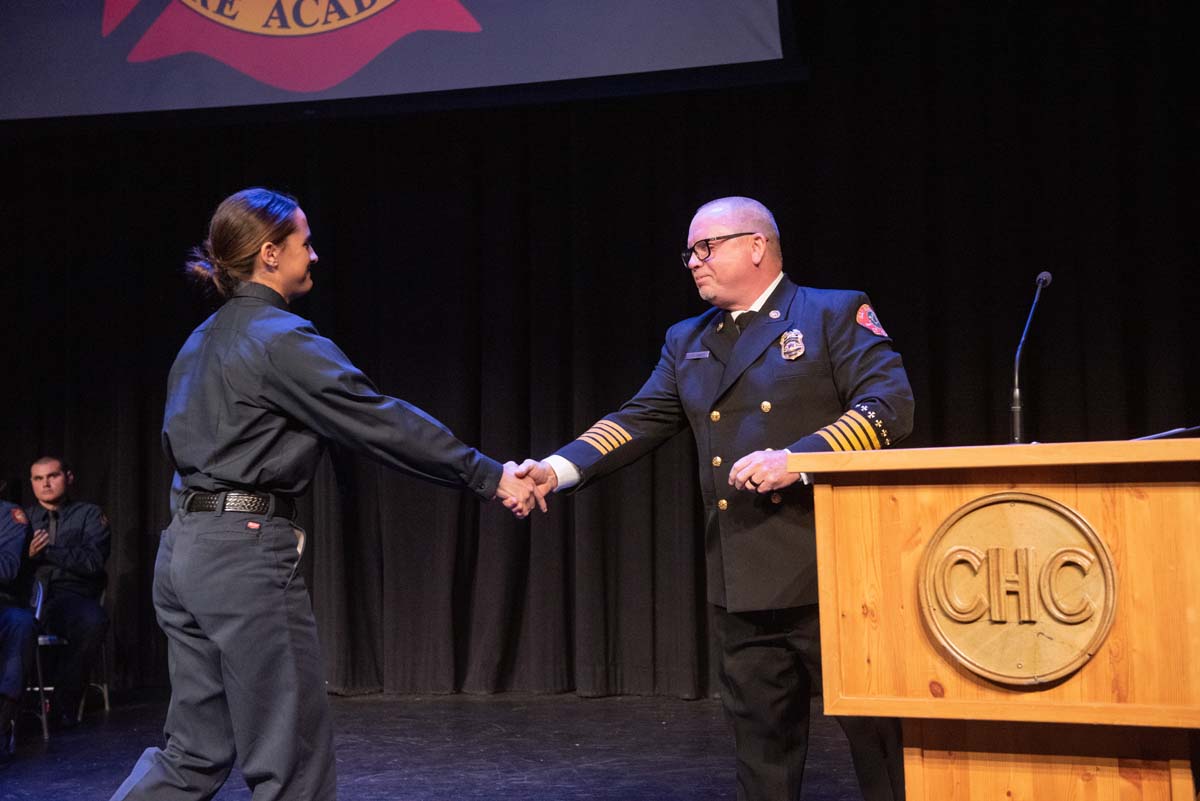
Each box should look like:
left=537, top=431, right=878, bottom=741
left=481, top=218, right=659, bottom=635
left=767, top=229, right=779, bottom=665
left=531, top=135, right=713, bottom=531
left=1011, top=271, right=1052, bottom=443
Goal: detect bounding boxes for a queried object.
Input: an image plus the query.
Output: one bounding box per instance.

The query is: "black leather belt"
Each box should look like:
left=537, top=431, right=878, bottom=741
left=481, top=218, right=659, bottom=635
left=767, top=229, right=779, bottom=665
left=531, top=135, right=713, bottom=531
left=184, top=491, right=296, bottom=519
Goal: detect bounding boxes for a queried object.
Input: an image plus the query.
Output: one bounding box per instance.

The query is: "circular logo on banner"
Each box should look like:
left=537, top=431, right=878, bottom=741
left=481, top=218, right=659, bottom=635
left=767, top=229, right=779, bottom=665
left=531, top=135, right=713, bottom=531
left=917, top=492, right=1117, bottom=686
left=183, top=0, right=397, bottom=37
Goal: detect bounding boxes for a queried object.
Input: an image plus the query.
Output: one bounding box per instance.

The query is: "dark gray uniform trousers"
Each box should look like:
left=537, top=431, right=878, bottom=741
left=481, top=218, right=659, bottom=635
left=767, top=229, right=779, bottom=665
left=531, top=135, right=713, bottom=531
left=110, top=509, right=335, bottom=801
left=41, top=591, right=109, bottom=716
left=713, top=604, right=905, bottom=801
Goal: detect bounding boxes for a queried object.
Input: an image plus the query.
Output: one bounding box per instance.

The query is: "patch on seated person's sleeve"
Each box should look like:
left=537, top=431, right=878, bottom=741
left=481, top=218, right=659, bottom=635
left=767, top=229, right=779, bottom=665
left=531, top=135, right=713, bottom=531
left=576, top=419, right=632, bottom=455
left=856, top=304, right=888, bottom=336
left=11, top=507, right=27, bottom=525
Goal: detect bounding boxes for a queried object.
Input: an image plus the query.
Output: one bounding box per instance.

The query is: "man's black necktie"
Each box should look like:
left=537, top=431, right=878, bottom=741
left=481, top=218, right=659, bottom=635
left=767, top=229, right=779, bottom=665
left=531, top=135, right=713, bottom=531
left=47, top=510, right=58, bottom=545
left=728, top=310, right=757, bottom=339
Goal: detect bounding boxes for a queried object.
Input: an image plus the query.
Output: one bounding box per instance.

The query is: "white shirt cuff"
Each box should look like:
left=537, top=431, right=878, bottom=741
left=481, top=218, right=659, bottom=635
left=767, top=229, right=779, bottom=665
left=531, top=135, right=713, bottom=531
left=782, top=448, right=810, bottom=485
left=543, top=454, right=581, bottom=491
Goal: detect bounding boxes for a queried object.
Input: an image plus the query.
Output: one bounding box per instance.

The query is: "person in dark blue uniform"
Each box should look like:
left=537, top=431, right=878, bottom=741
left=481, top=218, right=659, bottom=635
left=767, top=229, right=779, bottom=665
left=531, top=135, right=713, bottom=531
left=519, top=197, right=913, bottom=801
left=0, top=496, right=35, bottom=759
left=110, top=187, right=538, bottom=801
left=25, top=456, right=111, bottom=729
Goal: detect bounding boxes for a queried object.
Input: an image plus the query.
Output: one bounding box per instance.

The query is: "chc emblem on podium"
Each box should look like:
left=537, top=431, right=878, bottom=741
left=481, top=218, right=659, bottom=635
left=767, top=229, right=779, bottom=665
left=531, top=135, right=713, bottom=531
left=917, top=492, right=1117, bottom=686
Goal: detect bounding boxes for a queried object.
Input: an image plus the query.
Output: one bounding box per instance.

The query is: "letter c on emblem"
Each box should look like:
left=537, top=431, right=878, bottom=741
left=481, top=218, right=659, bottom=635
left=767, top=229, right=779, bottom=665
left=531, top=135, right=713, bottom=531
left=1039, top=547, right=1097, bottom=624
left=935, top=545, right=987, bottom=623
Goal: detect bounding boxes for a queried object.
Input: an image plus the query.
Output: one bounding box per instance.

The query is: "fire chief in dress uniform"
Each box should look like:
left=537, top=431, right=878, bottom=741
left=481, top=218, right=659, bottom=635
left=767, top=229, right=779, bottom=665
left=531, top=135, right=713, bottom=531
left=520, top=197, right=913, bottom=801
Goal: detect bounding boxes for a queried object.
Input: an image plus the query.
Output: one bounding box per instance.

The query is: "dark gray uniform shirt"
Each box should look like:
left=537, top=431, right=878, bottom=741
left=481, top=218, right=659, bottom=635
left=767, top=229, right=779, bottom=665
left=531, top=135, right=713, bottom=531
left=163, top=282, right=502, bottom=510
left=24, top=501, right=110, bottom=599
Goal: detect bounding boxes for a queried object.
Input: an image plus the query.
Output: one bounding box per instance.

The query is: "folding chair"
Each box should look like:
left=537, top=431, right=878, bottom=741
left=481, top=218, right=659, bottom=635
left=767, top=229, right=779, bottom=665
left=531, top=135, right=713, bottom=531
left=28, top=579, right=68, bottom=741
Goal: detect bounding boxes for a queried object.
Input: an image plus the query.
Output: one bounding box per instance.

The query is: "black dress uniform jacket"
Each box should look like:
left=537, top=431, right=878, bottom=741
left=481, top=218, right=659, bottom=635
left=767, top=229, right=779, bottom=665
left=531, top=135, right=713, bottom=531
left=25, top=501, right=110, bottom=599
left=556, top=276, right=913, bottom=612
left=163, top=282, right=502, bottom=505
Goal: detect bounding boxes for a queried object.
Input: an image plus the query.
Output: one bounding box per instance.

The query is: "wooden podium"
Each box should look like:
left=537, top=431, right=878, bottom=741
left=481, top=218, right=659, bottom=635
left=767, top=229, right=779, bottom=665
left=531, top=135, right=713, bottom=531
left=787, top=439, right=1200, bottom=800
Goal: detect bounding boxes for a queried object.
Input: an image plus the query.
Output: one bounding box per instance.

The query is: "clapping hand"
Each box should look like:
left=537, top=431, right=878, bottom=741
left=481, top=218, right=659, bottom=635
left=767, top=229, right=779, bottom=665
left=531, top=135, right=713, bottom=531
left=29, top=529, right=50, bottom=557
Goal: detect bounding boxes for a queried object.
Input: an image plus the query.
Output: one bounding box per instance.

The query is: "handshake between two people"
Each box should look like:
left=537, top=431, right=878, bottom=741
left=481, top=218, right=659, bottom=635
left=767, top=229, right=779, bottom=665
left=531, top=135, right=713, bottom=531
left=494, top=460, right=559, bottom=519
left=493, top=449, right=803, bottom=519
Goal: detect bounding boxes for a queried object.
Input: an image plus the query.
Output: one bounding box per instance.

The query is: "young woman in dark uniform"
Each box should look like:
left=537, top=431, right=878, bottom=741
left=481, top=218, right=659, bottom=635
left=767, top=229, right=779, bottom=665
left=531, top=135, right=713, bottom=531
left=110, top=188, right=537, bottom=801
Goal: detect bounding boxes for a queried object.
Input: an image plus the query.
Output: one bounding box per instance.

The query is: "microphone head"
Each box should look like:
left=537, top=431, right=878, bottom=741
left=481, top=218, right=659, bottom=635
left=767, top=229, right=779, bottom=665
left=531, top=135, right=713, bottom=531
left=1036, top=271, right=1053, bottom=288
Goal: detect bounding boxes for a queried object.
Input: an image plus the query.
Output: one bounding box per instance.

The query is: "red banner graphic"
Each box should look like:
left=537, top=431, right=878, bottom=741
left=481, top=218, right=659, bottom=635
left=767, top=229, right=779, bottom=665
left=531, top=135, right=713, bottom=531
left=103, top=0, right=481, bottom=93
left=102, top=0, right=142, bottom=35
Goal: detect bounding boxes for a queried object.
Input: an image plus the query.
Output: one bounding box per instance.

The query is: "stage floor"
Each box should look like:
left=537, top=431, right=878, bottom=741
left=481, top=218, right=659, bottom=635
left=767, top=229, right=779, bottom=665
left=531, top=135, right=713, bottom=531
left=1, top=693, right=861, bottom=800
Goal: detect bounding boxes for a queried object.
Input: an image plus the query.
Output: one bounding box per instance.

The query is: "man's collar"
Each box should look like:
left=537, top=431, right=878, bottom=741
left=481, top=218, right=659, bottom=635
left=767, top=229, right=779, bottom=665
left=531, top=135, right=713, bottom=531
left=730, top=271, right=786, bottom=318
left=233, top=281, right=290, bottom=311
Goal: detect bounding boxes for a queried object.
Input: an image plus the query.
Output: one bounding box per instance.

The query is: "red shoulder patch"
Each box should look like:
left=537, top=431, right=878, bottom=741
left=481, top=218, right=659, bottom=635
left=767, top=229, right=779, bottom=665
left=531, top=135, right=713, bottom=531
left=11, top=507, right=28, bottom=525
left=856, top=304, right=888, bottom=336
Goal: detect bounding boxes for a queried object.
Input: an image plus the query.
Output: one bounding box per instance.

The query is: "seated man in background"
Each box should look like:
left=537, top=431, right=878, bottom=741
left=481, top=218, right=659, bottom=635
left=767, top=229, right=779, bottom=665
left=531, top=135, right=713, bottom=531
left=25, top=457, right=110, bottom=729
left=1, top=485, right=35, bottom=757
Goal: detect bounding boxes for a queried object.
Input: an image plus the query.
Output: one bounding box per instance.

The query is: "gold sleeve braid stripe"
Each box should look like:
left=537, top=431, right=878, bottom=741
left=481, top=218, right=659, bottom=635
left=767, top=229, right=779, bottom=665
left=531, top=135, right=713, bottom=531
left=815, top=410, right=886, bottom=452
left=576, top=419, right=633, bottom=455
left=831, top=418, right=869, bottom=451
left=815, top=428, right=842, bottom=451
left=817, top=421, right=855, bottom=451
left=843, top=410, right=882, bottom=449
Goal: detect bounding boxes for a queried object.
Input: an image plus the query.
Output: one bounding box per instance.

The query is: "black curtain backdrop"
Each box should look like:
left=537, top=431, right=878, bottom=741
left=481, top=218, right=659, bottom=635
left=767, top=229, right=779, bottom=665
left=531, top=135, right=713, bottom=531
left=0, top=3, right=1195, bottom=698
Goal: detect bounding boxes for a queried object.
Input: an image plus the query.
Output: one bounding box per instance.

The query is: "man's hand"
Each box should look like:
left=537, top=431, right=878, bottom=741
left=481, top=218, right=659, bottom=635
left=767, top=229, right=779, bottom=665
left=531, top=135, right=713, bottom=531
left=728, top=449, right=802, bottom=493
left=29, top=529, right=50, bottom=557
left=496, top=461, right=538, bottom=518
left=514, top=459, right=558, bottom=512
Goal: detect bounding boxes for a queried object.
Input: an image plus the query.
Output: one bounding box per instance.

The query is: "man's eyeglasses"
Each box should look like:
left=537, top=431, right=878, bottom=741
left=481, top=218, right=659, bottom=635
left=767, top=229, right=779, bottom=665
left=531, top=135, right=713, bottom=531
left=680, top=232, right=757, bottom=267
